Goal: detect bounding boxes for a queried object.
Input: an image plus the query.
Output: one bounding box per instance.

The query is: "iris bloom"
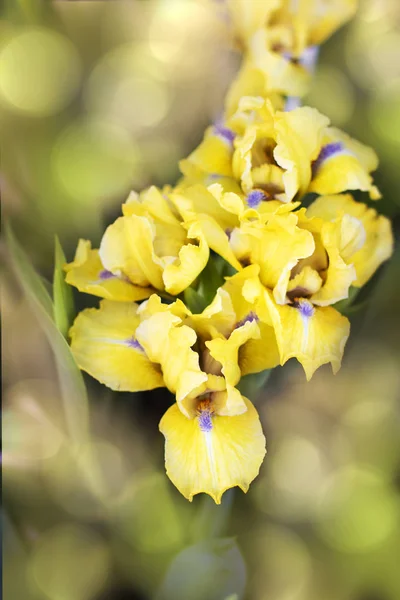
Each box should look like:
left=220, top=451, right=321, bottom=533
left=180, top=97, right=380, bottom=205
left=227, top=199, right=392, bottom=379
left=225, top=0, right=357, bottom=54
left=69, top=273, right=280, bottom=503
left=65, top=186, right=210, bottom=299
left=223, top=0, right=357, bottom=114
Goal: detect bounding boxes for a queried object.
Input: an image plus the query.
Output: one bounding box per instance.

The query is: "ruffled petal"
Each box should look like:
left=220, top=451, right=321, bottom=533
left=310, top=219, right=357, bottom=306
left=189, top=288, right=236, bottom=339
left=99, top=215, right=164, bottom=289
left=309, top=129, right=379, bottom=199
left=179, top=126, right=234, bottom=182
left=64, top=240, right=153, bottom=301
left=159, top=396, right=266, bottom=504
left=273, top=106, right=330, bottom=201
left=206, top=319, right=260, bottom=416
left=162, top=221, right=209, bottom=295
left=135, top=308, right=208, bottom=416
left=307, top=194, right=394, bottom=287
left=69, top=300, right=164, bottom=392
left=245, top=213, right=315, bottom=298
left=264, top=292, right=350, bottom=380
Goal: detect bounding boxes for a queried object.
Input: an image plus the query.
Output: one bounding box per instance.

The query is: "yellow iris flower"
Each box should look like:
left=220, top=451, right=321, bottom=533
left=225, top=0, right=357, bottom=54
left=180, top=97, right=379, bottom=205
left=227, top=197, right=391, bottom=379
left=64, top=239, right=153, bottom=302
left=223, top=0, right=357, bottom=114
left=66, top=186, right=210, bottom=298
left=69, top=275, right=280, bottom=503
left=64, top=0, right=394, bottom=507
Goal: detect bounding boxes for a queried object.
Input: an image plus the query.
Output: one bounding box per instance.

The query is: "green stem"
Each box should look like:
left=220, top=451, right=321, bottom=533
left=191, top=489, right=234, bottom=542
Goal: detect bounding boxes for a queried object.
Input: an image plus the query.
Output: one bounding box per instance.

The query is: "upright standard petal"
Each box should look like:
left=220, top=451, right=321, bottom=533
left=99, top=214, right=164, bottom=290
left=162, top=221, right=209, bottom=295
left=264, top=292, right=350, bottom=380
left=206, top=319, right=260, bottom=416
left=135, top=308, right=208, bottom=416
left=159, top=397, right=266, bottom=504
left=64, top=240, right=153, bottom=301
left=244, top=213, right=315, bottom=298
left=307, top=194, right=394, bottom=287
left=69, top=300, right=164, bottom=392
left=273, top=106, right=329, bottom=201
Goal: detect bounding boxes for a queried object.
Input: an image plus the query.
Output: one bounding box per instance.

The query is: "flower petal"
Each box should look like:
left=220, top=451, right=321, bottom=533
left=99, top=215, right=164, bottom=289
left=206, top=319, right=260, bottom=416
left=273, top=106, right=329, bottom=201
left=179, top=126, right=234, bottom=182
left=309, top=129, right=379, bottom=199
left=307, top=194, right=394, bottom=287
left=159, top=396, right=266, bottom=504
left=64, top=240, right=153, bottom=301
left=264, top=291, right=350, bottom=380
left=135, top=309, right=208, bottom=416
left=69, top=300, right=164, bottom=392
left=162, top=221, right=209, bottom=295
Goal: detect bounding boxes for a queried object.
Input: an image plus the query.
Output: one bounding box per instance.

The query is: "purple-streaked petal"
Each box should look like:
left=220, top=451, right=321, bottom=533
left=312, top=142, right=345, bottom=176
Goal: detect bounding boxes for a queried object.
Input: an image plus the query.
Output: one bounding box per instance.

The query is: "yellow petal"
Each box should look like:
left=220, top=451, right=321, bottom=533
left=275, top=0, right=357, bottom=55
left=123, top=186, right=181, bottom=226
left=69, top=300, right=164, bottom=392
left=64, top=240, right=153, bottom=301
left=221, top=268, right=280, bottom=374
left=99, top=215, right=164, bottom=289
left=287, top=265, right=323, bottom=297
left=162, top=221, right=209, bottom=295
left=274, top=106, right=330, bottom=201
left=264, top=292, right=350, bottom=380
left=135, top=310, right=208, bottom=416
left=225, top=60, right=276, bottom=118
left=172, top=183, right=238, bottom=230
left=249, top=29, right=311, bottom=96
left=179, top=126, right=234, bottom=183
left=195, top=213, right=242, bottom=271
left=206, top=319, right=260, bottom=416
left=189, top=288, right=236, bottom=339
left=310, top=219, right=357, bottom=306
left=239, top=321, right=280, bottom=375
left=245, top=213, right=315, bottom=298
left=226, top=0, right=280, bottom=46
left=309, top=129, right=379, bottom=198
left=159, top=396, right=266, bottom=504
left=307, top=194, right=394, bottom=287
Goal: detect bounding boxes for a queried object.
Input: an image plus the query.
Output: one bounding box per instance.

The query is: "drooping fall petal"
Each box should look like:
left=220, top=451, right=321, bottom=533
left=69, top=300, right=164, bottom=392
left=159, top=396, right=266, bottom=504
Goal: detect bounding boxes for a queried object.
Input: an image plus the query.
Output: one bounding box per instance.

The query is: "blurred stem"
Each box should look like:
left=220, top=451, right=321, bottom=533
left=191, top=489, right=234, bottom=542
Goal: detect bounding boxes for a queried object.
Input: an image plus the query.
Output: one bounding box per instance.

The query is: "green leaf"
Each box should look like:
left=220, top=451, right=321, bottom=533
left=53, top=235, right=75, bottom=338
left=156, top=538, right=246, bottom=600
left=6, top=224, right=88, bottom=443
left=5, top=223, right=54, bottom=318
left=184, top=287, right=207, bottom=314
left=197, top=256, right=225, bottom=305
left=237, top=369, right=272, bottom=401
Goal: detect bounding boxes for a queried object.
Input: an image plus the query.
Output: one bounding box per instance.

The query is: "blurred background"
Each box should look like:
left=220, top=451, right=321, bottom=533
left=2, top=1, right=400, bottom=599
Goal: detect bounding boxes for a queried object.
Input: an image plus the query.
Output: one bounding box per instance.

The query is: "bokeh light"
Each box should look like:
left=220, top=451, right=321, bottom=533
left=0, top=27, right=81, bottom=116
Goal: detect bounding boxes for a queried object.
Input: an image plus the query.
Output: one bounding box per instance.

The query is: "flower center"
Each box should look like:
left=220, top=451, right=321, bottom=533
left=196, top=397, right=215, bottom=432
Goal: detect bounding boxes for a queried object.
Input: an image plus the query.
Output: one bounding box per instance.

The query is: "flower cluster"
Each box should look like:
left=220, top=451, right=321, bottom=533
left=66, top=0, right=393, bottom=503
